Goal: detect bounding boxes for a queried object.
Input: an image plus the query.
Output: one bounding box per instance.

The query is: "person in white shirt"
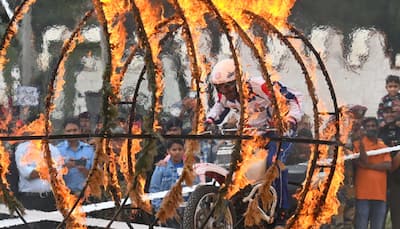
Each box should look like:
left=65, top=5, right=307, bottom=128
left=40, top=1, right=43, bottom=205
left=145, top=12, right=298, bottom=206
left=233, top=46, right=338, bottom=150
left=15, top=140, right=63, bottom=212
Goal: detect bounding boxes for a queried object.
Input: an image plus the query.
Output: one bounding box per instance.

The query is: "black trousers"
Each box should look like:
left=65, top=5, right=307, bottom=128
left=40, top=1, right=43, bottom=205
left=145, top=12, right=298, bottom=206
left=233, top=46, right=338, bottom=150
left=389, top=181, right=400, bottom=229
left=18, top=192, right=56, bottom=212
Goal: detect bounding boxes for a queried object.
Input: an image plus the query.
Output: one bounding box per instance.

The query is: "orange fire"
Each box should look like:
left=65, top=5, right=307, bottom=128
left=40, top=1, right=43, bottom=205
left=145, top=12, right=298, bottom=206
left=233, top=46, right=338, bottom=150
left=103, top=139, right=122, bottom=202
left=19, top=114, right=87, bottom=227
left=213, top=0, right=296, bottom=29
left=0, top=141, right=11, bottom=192
left=227, top=136, right=268, bottom=198
left=54, top=33, right=85, bottom=103
left=118, top=125, right=141, bottom=185
left=19, top=138, right=87, bottom=228
left=0, top=0, right=37, bottom=70
left=100, top=0, right=129, bottom=96
left=135, top=0, right=164, bottom=130
left=117, top=139, right=134, bottom=183
left=292, top=110, right=352, bottom=227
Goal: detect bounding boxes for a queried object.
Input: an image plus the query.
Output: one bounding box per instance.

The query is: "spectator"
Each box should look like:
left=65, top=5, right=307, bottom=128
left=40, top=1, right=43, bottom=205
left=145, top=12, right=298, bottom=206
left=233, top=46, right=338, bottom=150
left=57, top=117, right=95, bottom=194
left=94, top=114, right=103, bottom=134
left=118, top=116, right=129, bottom=133
left=15, top=140, right=63, bottom=212
left=353, top=117, right=391, bottom=229
left=378, top=102, right=400, bottom=229
left=78, top=111, right=92, bottom=134
left=178, top=93, right=197, bottom=133
left=389, top=140, right=400, bottom=229
left=177, top=94, right=222, bottom=163
left=149, top=139, right=186, bottom=228
left=155, top=117, right=184, bottom=165
left=144, top=117, right=184, bottom=193
left=377, top=75, right=400, bottom=127
left=325, top=105, right=367, bottom=229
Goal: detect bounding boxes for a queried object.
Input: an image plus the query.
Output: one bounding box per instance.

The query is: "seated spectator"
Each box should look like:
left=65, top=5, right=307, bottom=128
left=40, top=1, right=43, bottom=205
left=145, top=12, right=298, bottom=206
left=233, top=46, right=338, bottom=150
left=15, top=140, right=63, bottom=212
left=57, top=117, right=95, bottom=194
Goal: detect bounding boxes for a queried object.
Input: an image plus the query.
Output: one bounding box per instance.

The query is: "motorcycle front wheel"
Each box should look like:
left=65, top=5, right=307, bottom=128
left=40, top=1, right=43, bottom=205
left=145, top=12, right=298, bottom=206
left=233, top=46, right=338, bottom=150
left=183, top=185, right=236, bottom=229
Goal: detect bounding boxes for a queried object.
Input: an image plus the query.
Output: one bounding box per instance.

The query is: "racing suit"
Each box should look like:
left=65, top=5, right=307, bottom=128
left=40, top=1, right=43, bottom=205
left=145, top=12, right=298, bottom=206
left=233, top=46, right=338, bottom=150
left=206, top=77, right=303, bottom=224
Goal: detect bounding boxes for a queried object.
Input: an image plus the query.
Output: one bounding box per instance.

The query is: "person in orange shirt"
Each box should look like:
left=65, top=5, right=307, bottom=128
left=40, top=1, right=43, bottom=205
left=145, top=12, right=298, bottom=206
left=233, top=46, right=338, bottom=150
left=353, top=117, right=391, bottom=229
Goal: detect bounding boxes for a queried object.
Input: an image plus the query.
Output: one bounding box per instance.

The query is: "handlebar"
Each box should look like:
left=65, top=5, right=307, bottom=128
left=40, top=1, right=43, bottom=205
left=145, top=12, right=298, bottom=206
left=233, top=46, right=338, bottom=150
left=200, top=127, right=277, bottom=135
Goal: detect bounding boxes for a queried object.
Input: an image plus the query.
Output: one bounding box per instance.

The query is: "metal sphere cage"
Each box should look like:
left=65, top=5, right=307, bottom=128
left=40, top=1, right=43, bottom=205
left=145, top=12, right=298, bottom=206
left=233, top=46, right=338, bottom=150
left=0, top=0, right=342, bottom=228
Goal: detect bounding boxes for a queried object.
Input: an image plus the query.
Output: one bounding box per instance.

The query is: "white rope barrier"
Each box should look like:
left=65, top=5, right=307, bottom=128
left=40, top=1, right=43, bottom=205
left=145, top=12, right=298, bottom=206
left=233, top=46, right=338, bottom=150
left=0, top=184, right=205, bottom=228
left=299, top=145, right=400, bottom=166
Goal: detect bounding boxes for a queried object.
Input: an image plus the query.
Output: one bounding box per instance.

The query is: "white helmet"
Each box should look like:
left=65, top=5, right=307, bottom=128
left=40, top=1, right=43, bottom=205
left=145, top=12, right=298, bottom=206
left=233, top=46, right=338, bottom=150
left=210, top=59, right=236, bottom=85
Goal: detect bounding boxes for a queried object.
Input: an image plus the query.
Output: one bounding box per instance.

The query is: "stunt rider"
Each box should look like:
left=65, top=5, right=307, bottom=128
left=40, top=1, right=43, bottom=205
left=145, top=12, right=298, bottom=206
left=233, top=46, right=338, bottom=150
left=205, top=59, right=303, bottom=227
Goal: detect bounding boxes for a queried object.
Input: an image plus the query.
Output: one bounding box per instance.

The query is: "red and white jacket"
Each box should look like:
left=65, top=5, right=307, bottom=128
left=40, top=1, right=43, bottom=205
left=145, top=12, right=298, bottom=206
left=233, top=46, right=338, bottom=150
left=207, top=77, right=303, bottom=131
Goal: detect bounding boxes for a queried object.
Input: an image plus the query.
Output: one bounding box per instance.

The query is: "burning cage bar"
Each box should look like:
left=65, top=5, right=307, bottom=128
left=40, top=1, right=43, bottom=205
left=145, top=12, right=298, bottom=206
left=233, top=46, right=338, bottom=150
left=0, top=0, right=348, bottom=228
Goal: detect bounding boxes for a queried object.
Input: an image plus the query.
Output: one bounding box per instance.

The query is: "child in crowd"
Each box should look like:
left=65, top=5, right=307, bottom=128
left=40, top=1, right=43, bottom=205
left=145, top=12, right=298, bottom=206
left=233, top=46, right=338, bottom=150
left=149, top=139, right=185, bottom=228
left=377, top=75, right=400, bottom=127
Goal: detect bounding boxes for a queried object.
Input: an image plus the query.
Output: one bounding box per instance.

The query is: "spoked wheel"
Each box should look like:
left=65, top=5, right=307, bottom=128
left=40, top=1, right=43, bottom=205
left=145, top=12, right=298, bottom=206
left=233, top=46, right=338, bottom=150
left=183, top=185, right=236, bottom=229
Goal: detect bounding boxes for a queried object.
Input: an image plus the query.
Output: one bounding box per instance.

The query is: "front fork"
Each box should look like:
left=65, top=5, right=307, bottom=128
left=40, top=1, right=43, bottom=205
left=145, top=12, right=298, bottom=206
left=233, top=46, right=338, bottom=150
left=242, top=183, right=278, bottom=224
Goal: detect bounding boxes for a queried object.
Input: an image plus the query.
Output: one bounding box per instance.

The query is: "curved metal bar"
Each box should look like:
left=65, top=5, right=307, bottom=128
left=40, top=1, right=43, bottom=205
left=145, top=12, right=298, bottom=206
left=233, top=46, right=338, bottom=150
left=55, top=1, right=116, bottom=227
left=199, top=0, right=246, bottom=205
left=106, top=65, right=146, bottom=228
left=0, top=0, right=36, bottom=70
left=170, top=0, right=203, bottom=133
left=0, top=0, right=38, bottom=220
left=39, top=8, right=95, bottom=229
left=243, top=11, right=325, bottom=226
left=107, top=15, right=185, bottom=228
left=227, top=15, right=286, bottom=133
left=288, top=25, right=341, bottom=223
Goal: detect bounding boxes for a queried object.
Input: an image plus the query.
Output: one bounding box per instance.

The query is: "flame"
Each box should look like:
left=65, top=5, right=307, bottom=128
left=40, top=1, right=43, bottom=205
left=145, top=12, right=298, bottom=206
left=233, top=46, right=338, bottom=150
left=212, top=0, right=296, bottom=30
left=130, top=174, right=151, bottom=215
left=174, top=0, right=210, bottom=54
left=174, top=0, right=209, bottom=29
left=197, top=58, right=212, bottom=132
left=0, top=141, right=11, bottom=191
left=104, top=139, right=122, bottom=202
left=227, top=136, right=267, bottom=198
left=0, top=0, right=37, bottom=70
left=100, top=0, right=129, bottom=96
left=135, top=0, right=164, bottom=130
left=117, top=139, right=132, bottom=182
left=21, top=140, right=86, bottom=228
left=292, top=109, right=353, bottom=227
left=13, top=113, right=46, bottom=137
left=118, top=125, right=150, bottom=211
left=54, top=33, right=85, bottom=103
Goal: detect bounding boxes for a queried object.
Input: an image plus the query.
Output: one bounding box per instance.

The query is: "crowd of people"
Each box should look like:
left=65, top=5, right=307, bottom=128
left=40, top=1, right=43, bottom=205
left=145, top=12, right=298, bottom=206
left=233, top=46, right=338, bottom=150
left=1, top=58, right=399, bottom=229
left=320, top=74, right=400, bottom=229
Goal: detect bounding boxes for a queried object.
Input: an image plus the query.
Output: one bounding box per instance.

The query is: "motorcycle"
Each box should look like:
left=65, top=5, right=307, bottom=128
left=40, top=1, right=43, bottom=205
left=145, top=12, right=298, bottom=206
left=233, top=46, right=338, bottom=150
left=182, top=128, right=307, bottom=229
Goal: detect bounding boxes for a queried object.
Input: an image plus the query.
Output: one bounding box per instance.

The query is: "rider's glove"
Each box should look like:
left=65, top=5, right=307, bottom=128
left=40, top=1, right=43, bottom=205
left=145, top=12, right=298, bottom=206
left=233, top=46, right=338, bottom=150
left=205, top=118, right=214, bottom=125
left=204, top=118, right=217, bottom=134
